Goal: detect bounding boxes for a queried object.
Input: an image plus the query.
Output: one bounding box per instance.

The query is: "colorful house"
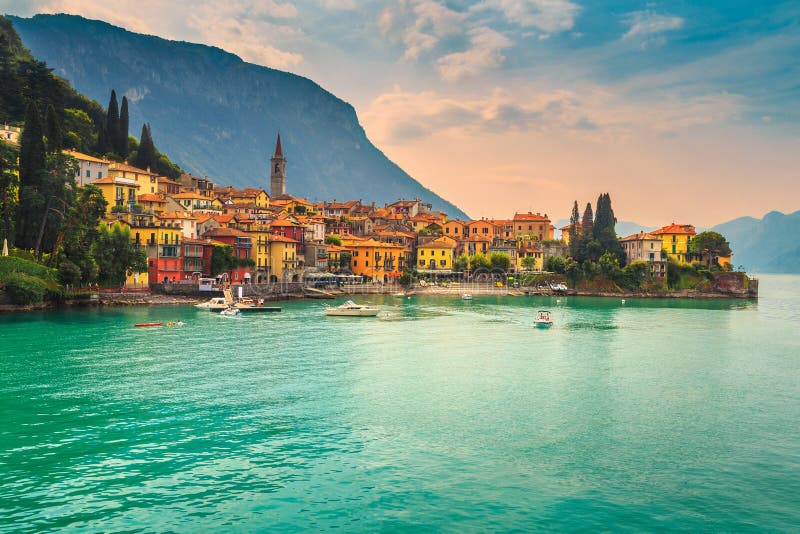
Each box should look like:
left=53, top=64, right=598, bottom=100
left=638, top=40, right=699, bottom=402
left=417, top=236, right=457, bottom=271
left=202, top=227, right=254, bottom=283
left=652, top=224, right=696, bottom=263
left=342, top=237, right=404, bottom=281
left=92, top=175, right=138, bottom=216
left=512, top=212, right=553, bottom=241
left=64, top=150, right=110, bottom=186
left=148, top=224, right=183, bottom=284
left=267, top=234, right=300, bottom=282
left=108, top=162, right=160, bottom=195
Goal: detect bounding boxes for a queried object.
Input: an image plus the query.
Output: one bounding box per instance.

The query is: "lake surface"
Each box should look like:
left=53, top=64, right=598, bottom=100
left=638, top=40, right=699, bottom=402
left=1, top=275, right=799, bottom=531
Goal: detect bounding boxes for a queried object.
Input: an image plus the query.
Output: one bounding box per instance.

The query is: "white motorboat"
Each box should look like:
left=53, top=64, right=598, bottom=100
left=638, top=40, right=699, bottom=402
left=195, top=297, right=230, bottom=312
left=461, top=293, right=473, bottom=300
left=325, top=300, right=380, bottom=317
left=220, top=307, right=240, bottom=316
left=533, top=310, right=553, bottom=329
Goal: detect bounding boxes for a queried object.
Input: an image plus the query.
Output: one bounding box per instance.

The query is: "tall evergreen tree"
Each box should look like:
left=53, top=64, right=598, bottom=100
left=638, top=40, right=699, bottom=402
left=569, top=200, right=580, bottom=258
left=44, top=103, right=62, bottom=153
left=0, top=140, right=18, bottom=244
left=133, top=123, right=157, bottom=171
left=16, top=101, right=47, bottom=249
left=581, top=202, right=594, bottom=237
left=105, top=89, right=120, bottom=156
left=118, top=95, right=129, bottom=158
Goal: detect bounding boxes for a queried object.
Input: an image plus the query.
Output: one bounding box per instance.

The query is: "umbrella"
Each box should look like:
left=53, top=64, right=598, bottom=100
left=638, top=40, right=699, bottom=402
left=1, top=238, right=7, bottom=257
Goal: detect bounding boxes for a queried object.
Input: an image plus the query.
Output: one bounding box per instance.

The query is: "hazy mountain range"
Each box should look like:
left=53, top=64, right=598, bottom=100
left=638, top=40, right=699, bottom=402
left=9, top=14, right=467, bottom=218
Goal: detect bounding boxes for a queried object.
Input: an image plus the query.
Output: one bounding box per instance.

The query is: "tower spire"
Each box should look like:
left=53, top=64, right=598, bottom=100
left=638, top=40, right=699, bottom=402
left=270, top=132, right=286, bottom=197
left=274, top=133, right=283, bottom=158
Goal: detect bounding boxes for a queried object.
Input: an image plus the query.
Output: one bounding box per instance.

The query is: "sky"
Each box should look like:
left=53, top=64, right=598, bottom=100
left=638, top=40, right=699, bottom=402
left=2, top=0, right=799, bottom=226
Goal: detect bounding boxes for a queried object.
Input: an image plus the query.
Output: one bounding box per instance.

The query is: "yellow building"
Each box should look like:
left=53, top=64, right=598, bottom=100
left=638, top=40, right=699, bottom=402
left=92, top=175, right=139, bottom=216
left=246, top=224, right=273, bottom=282
left=417, top=236, right=456, bottom=271
left=652, top=223, right=696, bottom=263
left=108, top=162, right=160, bottom=194
left=342, top=237, right=404, bottom=281
left=267, top=234, right=299, bottom=282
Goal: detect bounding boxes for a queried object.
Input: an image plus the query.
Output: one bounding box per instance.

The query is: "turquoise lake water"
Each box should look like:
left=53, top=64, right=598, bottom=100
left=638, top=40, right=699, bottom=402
left=1, top=275, right=799, bottom=531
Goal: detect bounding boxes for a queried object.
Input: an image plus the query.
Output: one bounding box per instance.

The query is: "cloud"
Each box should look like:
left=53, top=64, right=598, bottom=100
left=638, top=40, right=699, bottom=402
left=362, top=85, right=743, bottom=145
left=473, top=0, right=579, bottom=32
left=622, top=10, right=684, bottom=48
left=401, top=1, right=467, bottom=60
left=319, top=0, right=356, bottom=9
left=437, top=27, right=512, bottom=81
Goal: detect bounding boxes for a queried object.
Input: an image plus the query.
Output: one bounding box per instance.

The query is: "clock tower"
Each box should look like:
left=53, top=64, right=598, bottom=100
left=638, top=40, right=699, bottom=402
left=270, top=133, right=286, bottom=197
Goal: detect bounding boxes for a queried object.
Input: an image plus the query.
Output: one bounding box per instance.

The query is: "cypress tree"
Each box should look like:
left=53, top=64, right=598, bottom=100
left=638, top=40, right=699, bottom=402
left=106, top=90, right=120, bottom=156
left=44, top=103, right=62, bottom=153
left=119, top=95, right=129, bottom=158
left=133, top=123, right=157, bottom=171
left=581, top=202, right=593, bottom=237
left=16, top=101, right=47, bottom=249
left=569, top=200, right=581, bottom=258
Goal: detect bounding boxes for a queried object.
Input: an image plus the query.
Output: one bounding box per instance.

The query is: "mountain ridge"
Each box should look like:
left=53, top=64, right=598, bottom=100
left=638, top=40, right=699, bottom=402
left=9, top=14, right=468, bottom=218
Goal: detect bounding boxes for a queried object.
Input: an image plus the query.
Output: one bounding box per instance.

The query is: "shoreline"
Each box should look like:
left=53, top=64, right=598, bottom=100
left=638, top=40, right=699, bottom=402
left=1, top=285, right=757, bottom=313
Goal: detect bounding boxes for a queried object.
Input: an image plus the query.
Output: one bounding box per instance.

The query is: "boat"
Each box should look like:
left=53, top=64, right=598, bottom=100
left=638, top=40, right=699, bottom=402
left=165, top=321, right=184, bottom=327
left=220, top=307, right=240, bottom=316
left=325, top=300, right=380, bottom=317
left=134, top=322, right=163, bottom=328
left=392, top=292, right=406, bottom=298
left=195, top=297, right=230, bottom=312
left=233, top=297, right=281, bottom=313
left=461, top=293, right=473, bottom=300
left=533, top=310, right=553, bottom=329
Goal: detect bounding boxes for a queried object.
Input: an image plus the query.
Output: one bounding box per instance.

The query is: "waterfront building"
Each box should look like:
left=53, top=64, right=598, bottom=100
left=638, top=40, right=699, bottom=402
left=559, top=223, right=581, bottom=245
left=342, top=237, right=404, bottom=282
left=109, top=162, right=160, bottom=195
left=620, top=232, right=667, bottom=278
left=148, top=223, right=183, bottom=284
left=512, top=212, right=553, bottom=241
left=64, top=150, right=110, bottom=186
left=202, top=227, right=254, bottom=283
left=652, top=223, right=696, bottom=263
left=159, top=211, right=199, bottom=239
left=267, top=234, right=300, bottom=282
left=488, top=239, right=519, bottom=272
left=417, top=236, right=457, bottom=271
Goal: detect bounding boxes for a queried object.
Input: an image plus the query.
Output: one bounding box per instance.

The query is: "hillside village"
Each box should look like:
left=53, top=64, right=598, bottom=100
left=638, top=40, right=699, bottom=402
left=41, top=133, right=728, bottom=289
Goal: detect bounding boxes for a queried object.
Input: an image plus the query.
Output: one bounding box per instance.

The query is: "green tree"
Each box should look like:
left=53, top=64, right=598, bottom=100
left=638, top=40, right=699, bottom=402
left=93, top=222, right=146, bottom=285
left=489, top=252, right=511, bottom=272
left=118, top=95, right=129, bottom=158
left=325, top=234, right=342, bottom=246
left=44, top=103, right=62, bottom=153
left=453, top=254, right=469, bottom=272
left=339, top=251, right=352, bottom=271
left=569, top=200, right=581, bottom=258
left=690, top=231, right=732, bottom=268
left=16, top=101, right=47, bottom=250
left=209, top=244, right=237, bottom=276
left=132, top=123, right=157, bottom=171
left=521, top=255, right=537, bottom=270
left=105, top=89, right=120, bottom=156
left=468, top=253, right=490, bottom=272
left=0, top=140, right=18, bottom=244
left=598, top=251, right=622, bottom=280
left=546, top=255, right=566, bottom=273
left=55, top=185, right=107, bottom=284
left=581, top=202, right=593, bottom=237
left=62, top=108, right=95, bottom=151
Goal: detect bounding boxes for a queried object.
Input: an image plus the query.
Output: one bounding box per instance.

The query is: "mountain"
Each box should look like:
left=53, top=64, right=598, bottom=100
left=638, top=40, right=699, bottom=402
left=710, top=210, right=800, bottom=273
left=8, top=14, right=467, bottom=218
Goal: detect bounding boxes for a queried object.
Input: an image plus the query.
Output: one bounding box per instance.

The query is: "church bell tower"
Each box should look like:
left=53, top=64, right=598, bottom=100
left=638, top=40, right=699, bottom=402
left=270, top=133, right=286, bottom=197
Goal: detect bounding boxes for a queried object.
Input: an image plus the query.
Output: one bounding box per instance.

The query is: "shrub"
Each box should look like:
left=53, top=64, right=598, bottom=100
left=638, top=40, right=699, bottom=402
left=2, top=272, right=48, bottom=305
left=0, top=256, right=59, bottom=284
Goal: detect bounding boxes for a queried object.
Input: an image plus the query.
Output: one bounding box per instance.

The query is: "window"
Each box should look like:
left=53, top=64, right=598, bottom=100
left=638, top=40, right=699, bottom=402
left=441, top=250, right=445, bottom=256
left=672, top=245, right=676, bottom=254
left=440, top=260, right=446, bottom=266
left=353, top=260, right=358, bottom=267
left=98, top=171, right=103, bottom=179
left=365, top=261, right=369, bottom=267
left=86, top=170, right=91, bottom=178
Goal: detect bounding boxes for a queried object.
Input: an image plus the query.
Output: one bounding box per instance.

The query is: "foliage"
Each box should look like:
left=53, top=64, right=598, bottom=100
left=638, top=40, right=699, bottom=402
left=93, top=222, right=146, bottom=285
left=62, top=108, right=95, bottom=152
left=468, top=253, right=490, bottom=271
left=0, top=139, right=18, bottom=243
left=569, top=200, right=580, bottom=258
left=324, top=235, right=342, bottom=246
left=1, top=271, right=47, bottom=304
left=489, top=252, right=511, bottom=272
left=581, top=202, right=593, bottom=236
left=0, top=255, right=59, bottom=284
left=44, top=103, right=62, bottom=152
left=132, top=123, right=156, bottom=171
left=520, top=255, right=537, bottom=270
left=209, top=244, right=236, bottom=276
left=118, top=95, right=129, bottom=158
left=691, top=231, right=732, bottom=266
left=398, top=270, right=416, bottom=287
left=453, top=254, right=468, bottom=272
left=339, top=251, right=352, bottom=271
left=54, top=185, right=106, bottom=285
left=546, top=255, right=566, bottom=273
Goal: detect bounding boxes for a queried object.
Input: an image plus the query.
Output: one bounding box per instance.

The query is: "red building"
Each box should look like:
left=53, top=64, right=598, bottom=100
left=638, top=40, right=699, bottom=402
left=202, top=227, right=254, bottom=283
left=268, top=218, right=305, bottom=252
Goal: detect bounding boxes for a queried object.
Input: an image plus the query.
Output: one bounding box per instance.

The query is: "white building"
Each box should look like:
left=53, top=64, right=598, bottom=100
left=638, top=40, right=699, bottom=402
left=1, top=124, right=21, bottom=144
left=64, top=150, right=111, bottom=186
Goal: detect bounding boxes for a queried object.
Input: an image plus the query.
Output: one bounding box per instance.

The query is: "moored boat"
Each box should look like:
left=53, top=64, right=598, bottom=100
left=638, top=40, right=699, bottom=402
left=325, top=300, right=379, bottom=317
left=461, top=293, right=473, bottom=300
left=533, top=310, right=553, bottom=329
left=134, top=322, right=163, bottom=327
left=233, top=297, right=281, bottom=312
left=220, top=307, right=240, bottom=316
left=195, top=297, right=230, bottom=312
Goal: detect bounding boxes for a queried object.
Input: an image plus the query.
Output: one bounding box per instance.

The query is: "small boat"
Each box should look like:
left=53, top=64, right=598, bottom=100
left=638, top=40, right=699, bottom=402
left=461, top=293, right=473, bottom=300
left=134, top=322, right=163, bottom=328
left=165, top=321, right=184, bottom=327
left=233, top=297, right=281, bottom=313
left=392, top=292, right=406, bottom=298
left=533, top=310, right=553, bottom=329
left=220, top=307, right=240, bottom=316
left=195, top=297, right=231, bottom=312
left=325, top=300, right=379, bottom=317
